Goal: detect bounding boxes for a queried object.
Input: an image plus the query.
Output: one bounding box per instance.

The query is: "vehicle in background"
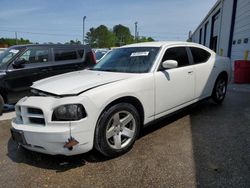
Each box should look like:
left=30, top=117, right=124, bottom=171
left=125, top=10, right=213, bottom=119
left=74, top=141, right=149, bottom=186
left=0, top=44, right=96, bottom=115
left=0, top=48, right=7, bottom=54
left=93, top=48, right=109, bottom=62
left=11, top=42, right=231, bottom=157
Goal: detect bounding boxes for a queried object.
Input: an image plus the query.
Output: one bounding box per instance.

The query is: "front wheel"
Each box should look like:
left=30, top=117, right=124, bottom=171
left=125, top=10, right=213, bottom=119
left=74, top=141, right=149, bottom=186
left=212, top=76, right=227, bottom=104
left=94, top=103, right=140, bottom=157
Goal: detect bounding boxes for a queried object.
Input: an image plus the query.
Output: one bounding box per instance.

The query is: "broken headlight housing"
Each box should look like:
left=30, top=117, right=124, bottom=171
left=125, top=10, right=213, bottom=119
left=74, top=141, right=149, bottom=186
left=52, top=104, right=87, bottom=121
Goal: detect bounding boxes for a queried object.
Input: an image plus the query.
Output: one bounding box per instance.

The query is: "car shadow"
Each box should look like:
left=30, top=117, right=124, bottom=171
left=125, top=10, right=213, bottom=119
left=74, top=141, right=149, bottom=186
left=189, top=89, right=250, bottom=187
left=7, top=138, right=111, bottom=173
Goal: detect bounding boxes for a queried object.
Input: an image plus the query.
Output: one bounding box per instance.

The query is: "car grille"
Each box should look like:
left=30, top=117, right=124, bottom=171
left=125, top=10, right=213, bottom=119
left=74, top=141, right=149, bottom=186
left=16, top=106, right=45, bottom=126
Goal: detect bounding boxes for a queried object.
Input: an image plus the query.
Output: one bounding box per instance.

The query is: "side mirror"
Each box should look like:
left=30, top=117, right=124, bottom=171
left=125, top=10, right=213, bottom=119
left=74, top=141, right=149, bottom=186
left=162, top=60, right=178, bottom=69
left=12, top=59, right=27, bottom=69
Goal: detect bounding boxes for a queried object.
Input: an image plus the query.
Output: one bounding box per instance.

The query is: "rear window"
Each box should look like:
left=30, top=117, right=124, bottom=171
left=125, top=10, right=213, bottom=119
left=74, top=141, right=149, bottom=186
left=190, top=47, right=211, bottom=64
left=54, top=48, right=78, bottom=61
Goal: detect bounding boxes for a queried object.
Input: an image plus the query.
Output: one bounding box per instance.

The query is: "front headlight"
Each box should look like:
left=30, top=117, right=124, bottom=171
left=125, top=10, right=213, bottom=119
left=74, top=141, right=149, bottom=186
left=52, top=104, right=87, bottom=121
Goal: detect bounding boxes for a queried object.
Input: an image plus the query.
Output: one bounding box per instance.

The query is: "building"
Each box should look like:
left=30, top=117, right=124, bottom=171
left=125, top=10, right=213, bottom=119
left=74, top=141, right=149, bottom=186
left=190, top=0, right=250, bottom=69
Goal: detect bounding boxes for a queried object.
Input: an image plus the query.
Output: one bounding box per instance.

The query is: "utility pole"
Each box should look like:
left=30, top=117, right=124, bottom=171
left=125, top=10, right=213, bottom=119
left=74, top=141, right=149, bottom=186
left=15, top=32, right=18, bottom=45
left=134, top=21, right=138, bottom=42
left=83, top=16, right=86, bottom=45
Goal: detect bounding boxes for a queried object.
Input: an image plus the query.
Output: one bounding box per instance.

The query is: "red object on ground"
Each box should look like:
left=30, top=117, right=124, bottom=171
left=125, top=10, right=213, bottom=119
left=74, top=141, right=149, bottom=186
left=234, top=60, right=250, bottom=83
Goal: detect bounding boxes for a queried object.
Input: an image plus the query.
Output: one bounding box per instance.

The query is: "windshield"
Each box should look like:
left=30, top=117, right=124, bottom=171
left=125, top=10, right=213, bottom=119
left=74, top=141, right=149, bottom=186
left=0, top=48, right=21, bottom=65
left=91, top=47, right=160, bottom=73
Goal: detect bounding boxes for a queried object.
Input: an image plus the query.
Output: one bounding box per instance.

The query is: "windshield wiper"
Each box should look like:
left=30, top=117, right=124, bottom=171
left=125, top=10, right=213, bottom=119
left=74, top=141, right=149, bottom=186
left=89, top=68, right=118, bottom=72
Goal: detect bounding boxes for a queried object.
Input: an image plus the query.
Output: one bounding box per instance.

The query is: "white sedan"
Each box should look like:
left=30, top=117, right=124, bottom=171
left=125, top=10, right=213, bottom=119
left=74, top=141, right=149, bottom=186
left=11, top=42, right=231, bottom=157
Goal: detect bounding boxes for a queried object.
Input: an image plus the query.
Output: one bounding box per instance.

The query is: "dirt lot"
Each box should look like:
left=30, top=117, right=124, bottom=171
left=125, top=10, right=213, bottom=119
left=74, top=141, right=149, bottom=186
left=0, top=84, right=249, bottom=188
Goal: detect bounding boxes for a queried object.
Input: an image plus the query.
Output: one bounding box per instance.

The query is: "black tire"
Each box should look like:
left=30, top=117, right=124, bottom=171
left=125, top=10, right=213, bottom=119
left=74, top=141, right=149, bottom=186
left=0, top=94, right=4, bottom=115
left=212, top=76, right=228, bottom=104
left=94, top=103, right=140, bottom=157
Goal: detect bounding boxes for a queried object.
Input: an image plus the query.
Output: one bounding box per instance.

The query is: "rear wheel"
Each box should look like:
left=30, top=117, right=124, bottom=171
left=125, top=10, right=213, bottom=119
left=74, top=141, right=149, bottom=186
left=94, top=103, right=140, bottom=157
left=212, top=76, right=227, bottom=104
left=0, top=94, right=4, bottom=115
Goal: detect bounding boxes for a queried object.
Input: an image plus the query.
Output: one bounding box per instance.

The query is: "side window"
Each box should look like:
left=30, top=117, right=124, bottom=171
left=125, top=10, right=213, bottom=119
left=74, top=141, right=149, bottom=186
left=19, top=48, right=49, bottom=64
left=190, top=47, right=211, bottom=64
left=54, top=48, right=78, bottom=61
left=161, top=47, right=189, bottom=67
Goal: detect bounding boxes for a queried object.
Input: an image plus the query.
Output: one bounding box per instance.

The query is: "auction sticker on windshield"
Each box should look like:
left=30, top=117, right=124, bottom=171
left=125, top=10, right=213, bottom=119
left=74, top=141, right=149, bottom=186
left=9, top=49, right=19, bottom=54
left=130, top=51, right=149, bottom=57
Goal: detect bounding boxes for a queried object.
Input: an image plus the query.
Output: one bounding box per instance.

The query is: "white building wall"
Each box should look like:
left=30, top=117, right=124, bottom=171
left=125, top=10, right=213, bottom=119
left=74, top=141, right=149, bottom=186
left=191, top=1, right=222, bottom=52
left=217, top=0, right=234, bottom=57
left=231, top=0, right=250, bottom=65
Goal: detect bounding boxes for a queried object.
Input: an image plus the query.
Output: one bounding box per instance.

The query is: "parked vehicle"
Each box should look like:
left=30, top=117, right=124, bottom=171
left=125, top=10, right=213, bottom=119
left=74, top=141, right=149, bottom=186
left=93, top=48, right=109, bottom=62
left=0, top=44, right=95, bottom=114
left=11, top=42, right=231, bottom=157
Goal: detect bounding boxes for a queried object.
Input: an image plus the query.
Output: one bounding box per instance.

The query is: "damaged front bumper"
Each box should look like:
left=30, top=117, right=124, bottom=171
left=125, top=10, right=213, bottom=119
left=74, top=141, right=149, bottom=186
left=11, top=119, right=93, bottom=156
left=10, top=96, right=97, bottom=156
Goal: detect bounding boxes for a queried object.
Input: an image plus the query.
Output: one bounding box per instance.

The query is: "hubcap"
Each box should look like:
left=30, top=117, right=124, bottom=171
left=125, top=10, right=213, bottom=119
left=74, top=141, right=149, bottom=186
left=216, top=79, right=226, bottom=100
left=106, top=111, right=136, bottom=150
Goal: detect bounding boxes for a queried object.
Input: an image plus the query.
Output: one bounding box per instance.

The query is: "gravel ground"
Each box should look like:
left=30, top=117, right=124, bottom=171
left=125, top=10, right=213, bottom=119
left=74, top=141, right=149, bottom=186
left=0, top=84, right=249, bottom=188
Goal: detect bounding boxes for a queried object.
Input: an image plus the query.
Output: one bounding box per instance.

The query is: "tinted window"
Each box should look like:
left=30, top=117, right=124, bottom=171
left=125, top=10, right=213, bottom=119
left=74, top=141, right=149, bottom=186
left=19, top=48, right=49, bottom=64
left=190, top=47, right=211, bottom=64
left=162, top=47, right=189, bottom=67
left=54, top=48, right=77, bottom=61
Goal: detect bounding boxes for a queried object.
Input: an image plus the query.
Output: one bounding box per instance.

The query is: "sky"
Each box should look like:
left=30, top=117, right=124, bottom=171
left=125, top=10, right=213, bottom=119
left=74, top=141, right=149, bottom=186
left=0, top=0, right=218, bottom=44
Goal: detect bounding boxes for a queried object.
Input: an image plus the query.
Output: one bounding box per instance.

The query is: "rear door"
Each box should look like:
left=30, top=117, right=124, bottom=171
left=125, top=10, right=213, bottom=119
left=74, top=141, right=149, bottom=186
left=49, top=47, right=84, bottom=76
left=154, top=46, right=195, bottom=117
left=4, top=47, right=51, bottom=103
left=188, top=47, right=214, bottom=98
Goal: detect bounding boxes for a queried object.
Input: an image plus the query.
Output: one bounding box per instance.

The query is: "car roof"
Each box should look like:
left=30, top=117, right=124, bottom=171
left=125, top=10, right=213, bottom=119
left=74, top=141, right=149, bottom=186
left=10, top=44, right=88, bottom=48
left=121, top=41, right=205, bottom=48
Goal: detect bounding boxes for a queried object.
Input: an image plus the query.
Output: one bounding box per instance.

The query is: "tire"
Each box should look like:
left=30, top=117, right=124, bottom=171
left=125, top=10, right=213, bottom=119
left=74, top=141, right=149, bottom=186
left=0, top=94, right=4, bottom=115
left=212, top=76, right=227, bottom=104
left=94, top=103, right=140, bottom=157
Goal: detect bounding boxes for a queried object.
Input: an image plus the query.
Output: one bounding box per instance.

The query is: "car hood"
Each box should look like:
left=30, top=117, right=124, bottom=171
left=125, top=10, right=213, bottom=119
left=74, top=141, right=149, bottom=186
left=32, top=70, right=136, bottom=96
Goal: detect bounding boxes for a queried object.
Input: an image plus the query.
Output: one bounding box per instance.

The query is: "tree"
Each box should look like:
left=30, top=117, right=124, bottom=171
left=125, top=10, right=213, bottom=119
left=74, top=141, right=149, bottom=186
left=85, top=24, right=155, bottom=48
left=113, top=24, right=134, bottom=46
left=0, top=37, right=31, bottom=46
left=65, top=39, right=81, bottom=44
left=85, top=25, right=116, bottom=48
left=137, top=36, right=155, bottom=43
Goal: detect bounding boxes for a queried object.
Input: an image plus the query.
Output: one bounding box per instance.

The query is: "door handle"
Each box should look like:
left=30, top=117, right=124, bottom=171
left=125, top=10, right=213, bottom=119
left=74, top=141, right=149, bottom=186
left=188, top=71, right=193, bottom=74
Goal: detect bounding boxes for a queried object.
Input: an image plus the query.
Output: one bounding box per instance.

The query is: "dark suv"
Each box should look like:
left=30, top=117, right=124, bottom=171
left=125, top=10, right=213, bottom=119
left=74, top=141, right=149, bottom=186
left=0, top=44, right=96, bottom=114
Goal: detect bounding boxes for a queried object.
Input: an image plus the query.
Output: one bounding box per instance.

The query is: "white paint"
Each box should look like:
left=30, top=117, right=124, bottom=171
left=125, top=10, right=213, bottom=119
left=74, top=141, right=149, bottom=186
left=11, top=42, right=231, bottom=156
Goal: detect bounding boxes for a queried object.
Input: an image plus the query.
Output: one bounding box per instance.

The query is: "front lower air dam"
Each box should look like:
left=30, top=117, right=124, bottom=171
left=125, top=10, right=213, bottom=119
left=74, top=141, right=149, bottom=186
left=64, top=122, right=79, bottom=150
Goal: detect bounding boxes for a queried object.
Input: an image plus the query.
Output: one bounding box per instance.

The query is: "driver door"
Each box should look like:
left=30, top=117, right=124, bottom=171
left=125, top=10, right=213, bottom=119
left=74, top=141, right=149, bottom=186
left=4, top=47, right=52, bottom=103
left=154, top=46, right=195, bottom=117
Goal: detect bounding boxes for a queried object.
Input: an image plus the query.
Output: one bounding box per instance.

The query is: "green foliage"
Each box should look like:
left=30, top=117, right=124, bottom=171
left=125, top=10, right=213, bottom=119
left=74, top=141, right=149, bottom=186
left=85, top=24, right=154, bottom=48
left=137, top=36, right=155, bottom=43
left=85, top=25, right=117, bottom=48
left=65, top=39, right=81, bottom=44
left=113, top=24, right=134, bottom=46
left=0, top=37, right=32, bottom=46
